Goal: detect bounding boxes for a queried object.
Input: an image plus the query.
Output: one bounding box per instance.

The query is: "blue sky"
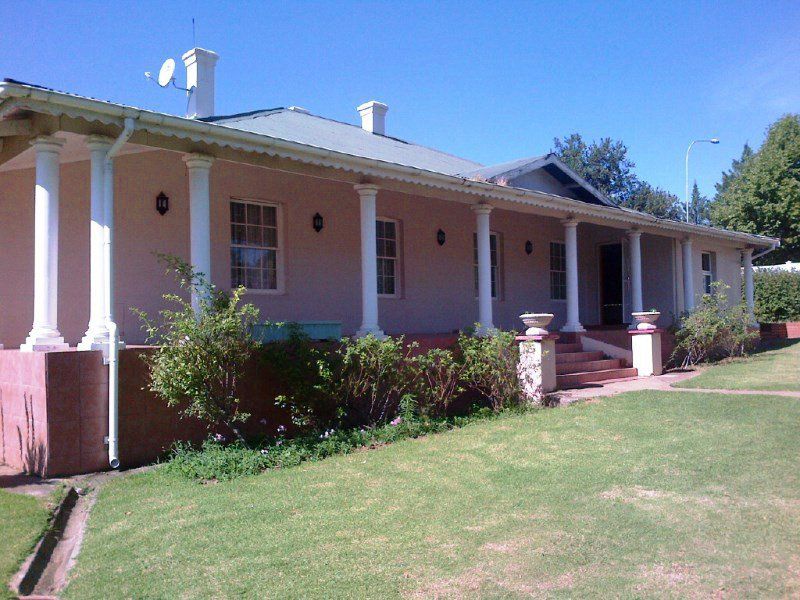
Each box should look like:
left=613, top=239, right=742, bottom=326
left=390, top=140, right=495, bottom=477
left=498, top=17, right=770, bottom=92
left=2, top=1, right=798, bottom=200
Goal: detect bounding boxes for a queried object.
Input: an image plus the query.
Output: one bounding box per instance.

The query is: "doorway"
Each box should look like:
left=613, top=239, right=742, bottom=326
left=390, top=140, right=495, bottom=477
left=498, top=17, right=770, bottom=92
left=599, top=243, right=624, bottom=325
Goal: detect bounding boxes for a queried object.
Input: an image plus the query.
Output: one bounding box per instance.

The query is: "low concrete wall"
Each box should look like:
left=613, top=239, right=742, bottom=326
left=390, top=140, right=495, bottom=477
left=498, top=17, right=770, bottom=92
left=0, top=348, right=287, bottom=477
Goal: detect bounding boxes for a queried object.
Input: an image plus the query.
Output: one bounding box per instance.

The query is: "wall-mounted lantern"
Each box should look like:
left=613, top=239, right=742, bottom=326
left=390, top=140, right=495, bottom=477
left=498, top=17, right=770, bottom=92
left=437, top=229, right=446, bottom=246
left=525, top=240, right=533, bottom=255
left=312, top=212, right=324, bottom=232
left=156, top=191, right=169, bottom=216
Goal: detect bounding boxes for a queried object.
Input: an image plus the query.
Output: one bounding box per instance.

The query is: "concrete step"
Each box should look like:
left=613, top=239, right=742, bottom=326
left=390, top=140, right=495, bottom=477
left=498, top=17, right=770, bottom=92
left=557, top=367, right=639, bottom=389
left=555, top=351, right=604, bottom=364
left=555, top=342, right=583, bottom=354
left=556, top=358, right=624, bottom=375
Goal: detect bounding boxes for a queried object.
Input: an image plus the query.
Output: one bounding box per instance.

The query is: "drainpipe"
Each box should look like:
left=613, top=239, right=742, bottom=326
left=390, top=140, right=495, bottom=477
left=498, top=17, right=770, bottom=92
left=753, top=243, right=779, bottom=262
left=104, top=117, right=135, bottom=469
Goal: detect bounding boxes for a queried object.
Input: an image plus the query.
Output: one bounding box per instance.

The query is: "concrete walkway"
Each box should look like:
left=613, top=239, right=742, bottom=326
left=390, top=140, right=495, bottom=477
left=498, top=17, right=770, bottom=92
left=552, top=368, right=800, bottom=404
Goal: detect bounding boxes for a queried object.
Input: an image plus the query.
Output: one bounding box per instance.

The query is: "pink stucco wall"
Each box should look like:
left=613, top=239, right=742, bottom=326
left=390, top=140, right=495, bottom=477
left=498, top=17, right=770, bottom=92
left=0, top=147, right=747, bottom=347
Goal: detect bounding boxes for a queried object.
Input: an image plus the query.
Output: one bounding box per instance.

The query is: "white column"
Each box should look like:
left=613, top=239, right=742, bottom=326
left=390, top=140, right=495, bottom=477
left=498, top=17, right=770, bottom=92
left=681, top=238, right=695, bottom=312
left=473, top=203, right=494, bottom=333
left=561, top=219, right=585, bottom=332
left=79, top=136, right=114, bottom=350
left=183, top=154, right=215, bottom=312
left=355, top=184, right=384, bottom=338
left=742, top=247, right=756, bottom=324
left=22, top=136, right=68, bottom=351
left=628, top=229, right=643, bottom=318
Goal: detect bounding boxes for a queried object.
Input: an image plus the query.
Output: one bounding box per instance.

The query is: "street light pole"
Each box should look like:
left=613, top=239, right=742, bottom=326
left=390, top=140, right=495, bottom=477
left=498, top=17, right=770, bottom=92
left=685, top=138, right=720, bottom=223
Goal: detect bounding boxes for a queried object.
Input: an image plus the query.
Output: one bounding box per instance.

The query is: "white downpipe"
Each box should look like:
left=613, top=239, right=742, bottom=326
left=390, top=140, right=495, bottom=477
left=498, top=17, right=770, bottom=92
left=104, top=118, right=135, bottom=470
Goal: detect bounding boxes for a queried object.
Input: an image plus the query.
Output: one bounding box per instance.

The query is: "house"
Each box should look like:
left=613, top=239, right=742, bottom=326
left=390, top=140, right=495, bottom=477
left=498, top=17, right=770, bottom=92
left=0, top=47, right=779, bottom=475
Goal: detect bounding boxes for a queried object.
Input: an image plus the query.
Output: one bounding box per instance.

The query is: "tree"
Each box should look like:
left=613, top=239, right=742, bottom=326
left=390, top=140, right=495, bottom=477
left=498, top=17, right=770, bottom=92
left=625, top=182, right=682, bottom=220
left=689, top=181, right=711, bottom=225
left=552, top=134, right=639, bottom=204
left=715, top=143, right=753, bottom=199
left=710, top=114, right=800, bottom=263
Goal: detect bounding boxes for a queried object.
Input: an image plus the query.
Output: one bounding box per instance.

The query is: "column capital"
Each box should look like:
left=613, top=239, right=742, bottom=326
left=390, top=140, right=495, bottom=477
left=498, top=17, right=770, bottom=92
left=183, top=153, right=215, bottom=170
left=85, top=134, right=115, bottom=152
left=681, top=236, right=693, bottom=246
left=30, top=135, right=66, bottom=153
left=562, top=218, right=579, bottom=228
left=741, top=247, right=754, bottom=258
left=471, top=202, right=493, bottom=215
left=354, top=183, right=380, bottom=197
left=627, top=228, right=642, bottom=238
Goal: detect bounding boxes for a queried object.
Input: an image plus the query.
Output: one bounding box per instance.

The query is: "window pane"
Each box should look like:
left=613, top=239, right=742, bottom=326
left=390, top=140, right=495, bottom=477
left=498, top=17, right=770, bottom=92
left=245, top=268, right=262, bottom=289
left=231, top=268, right=244, bottom=287
left=264, top=269, right=277, bottom=290
left=263, top=206, right=277, bottom=227
left=384, top=240, right=396, bottom=258
left=383, top=221, right=396, bottom=238
left=231, top=224, right=246, bottom=245
left=230, top=247, right=243, bottom=268
left=701, top=253, right=710, bottom=271
left=246, top=225, right=262, bottom=247
left=263, top=249, right=277, bottom=272
left=246, top=203, right=261, bottom=225
left=230, top=202, right=246, bottom=224
left=263, top=227, right=277, bottom=248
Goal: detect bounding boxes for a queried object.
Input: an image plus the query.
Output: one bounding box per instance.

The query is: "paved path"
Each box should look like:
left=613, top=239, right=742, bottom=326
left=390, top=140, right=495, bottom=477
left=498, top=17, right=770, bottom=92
left=553, top=368, right=800, bottom=404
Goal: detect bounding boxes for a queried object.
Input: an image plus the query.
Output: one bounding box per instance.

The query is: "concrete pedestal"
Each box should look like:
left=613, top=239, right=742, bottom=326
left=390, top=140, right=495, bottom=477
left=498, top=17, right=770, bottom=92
left=629, top=329, right=663, bottom=376
left=517, top=333, right=559, bottom=403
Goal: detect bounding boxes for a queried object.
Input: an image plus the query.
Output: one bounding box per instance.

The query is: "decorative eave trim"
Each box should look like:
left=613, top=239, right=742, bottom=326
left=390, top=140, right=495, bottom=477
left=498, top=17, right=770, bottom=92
left=0, top=81, right=779, bottom=250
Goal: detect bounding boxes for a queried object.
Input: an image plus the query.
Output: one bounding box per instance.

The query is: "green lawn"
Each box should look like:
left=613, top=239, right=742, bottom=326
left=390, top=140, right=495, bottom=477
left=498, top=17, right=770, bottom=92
left=0, top=490, right=51, bottom=599
left=674, top=339, right=800, bottom=392
left=65, top=392, right=800, bottom=599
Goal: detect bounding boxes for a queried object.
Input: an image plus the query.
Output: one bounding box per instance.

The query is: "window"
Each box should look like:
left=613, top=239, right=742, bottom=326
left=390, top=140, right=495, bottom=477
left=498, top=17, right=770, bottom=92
left=230, top=199, right=279, bottom=290
left=376, top=219, right=398, bottom=296
left=701, top=251, right=716, bottom=294
left=550, top=241, right=567, bottom=300
left=473, top=232, right=499, bottom=298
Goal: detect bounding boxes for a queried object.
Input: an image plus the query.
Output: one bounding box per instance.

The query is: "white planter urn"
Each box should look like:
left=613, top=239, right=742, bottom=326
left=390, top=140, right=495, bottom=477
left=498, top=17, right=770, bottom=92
left=632, top=311, right=660, bottom=331
left=520, top=313, right=554, bottom=336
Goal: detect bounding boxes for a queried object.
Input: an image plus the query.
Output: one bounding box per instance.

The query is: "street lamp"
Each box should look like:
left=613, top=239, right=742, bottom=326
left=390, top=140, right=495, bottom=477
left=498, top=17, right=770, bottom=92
left=685, top=138, right=720, bottom=222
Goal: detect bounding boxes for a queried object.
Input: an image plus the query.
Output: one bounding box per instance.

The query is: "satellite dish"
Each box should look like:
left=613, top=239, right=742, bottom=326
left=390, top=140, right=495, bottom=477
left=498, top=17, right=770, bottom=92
left=157, top=58, right=176, bottom=87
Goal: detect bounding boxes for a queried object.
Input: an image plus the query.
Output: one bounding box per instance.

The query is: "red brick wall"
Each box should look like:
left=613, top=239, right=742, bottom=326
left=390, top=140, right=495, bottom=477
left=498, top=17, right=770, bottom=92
left=760, top=322, right=800, bottom=340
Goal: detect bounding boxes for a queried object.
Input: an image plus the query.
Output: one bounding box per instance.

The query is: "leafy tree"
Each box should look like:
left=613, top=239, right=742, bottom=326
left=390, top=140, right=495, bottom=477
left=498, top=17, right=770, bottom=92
left=711, top=115, right=800, bottom=263
left=690, top=181, right=711, bottom=225
left=715, top=143, right=753, bottom=199
left=552, top=134, right=638, bottom=204
left=625, top=182, right=682, bottom=220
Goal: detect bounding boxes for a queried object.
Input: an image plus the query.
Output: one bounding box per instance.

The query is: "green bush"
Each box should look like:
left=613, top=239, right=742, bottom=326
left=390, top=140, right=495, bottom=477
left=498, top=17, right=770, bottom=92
left=672, top=282, right=758, bottom=367
left=409, top=348, right=466, bottom=419
left=754, top=269, right=800, bottom=323
left=458, top=328, right=521, bottom=411
left=135, top=256, right=260, bottom=442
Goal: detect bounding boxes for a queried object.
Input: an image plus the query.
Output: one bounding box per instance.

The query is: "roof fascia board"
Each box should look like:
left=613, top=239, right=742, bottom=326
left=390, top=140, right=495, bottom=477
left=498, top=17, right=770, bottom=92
left=0, top=82, right=777, bottom=249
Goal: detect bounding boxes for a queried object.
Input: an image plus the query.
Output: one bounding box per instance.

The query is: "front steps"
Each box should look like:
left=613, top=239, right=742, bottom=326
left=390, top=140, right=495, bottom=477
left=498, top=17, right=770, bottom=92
left=555, top=339, right=637, bottom=389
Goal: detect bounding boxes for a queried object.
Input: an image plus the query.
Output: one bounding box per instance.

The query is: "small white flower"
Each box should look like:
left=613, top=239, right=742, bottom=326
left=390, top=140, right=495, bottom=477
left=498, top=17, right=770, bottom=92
left=260, top=449, right=269, bottom=455
left=277, top=425, right=286, bottom=433
left=259, top=418, right=267, bottom=425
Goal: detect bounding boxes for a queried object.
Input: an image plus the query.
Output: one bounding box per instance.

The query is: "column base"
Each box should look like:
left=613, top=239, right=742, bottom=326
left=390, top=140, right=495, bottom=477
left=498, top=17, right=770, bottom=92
left=560, top=323, right=586, bottom=333
left=77, top=338, right=126, bottom=353
left=355, top=326, right=385, bottom=339
left=21, top=335, right=69, bottom=352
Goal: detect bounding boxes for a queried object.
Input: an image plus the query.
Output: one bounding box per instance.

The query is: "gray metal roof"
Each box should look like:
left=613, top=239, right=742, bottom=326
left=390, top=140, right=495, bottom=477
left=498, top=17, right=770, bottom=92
left=203, top=108, right=483, bottom=176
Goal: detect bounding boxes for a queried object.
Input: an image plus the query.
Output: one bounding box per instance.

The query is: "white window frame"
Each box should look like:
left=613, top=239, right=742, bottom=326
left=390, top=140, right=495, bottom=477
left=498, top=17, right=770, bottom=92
left=229, top=198, right=284, bottom=294
left=473, top=231, right=501, bottom=300
left=701, top=251, right=716, bottom=295
left=376, top=217, right=400, bottom=298
left=550, top=241, right=567, bottom=301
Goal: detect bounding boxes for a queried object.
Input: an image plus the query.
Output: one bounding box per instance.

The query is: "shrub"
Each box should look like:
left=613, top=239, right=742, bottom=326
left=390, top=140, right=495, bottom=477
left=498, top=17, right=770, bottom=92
left=754, top=269, right=800, bottom=323
left=135, top=256, right=260, bottom=441
left=408, top=348, right=466, bottom=419
left=672, top=282, right=758, bottom=367
left=458, top=327, right=521, bottom=411
left=328, top=334, right=416, bottom=425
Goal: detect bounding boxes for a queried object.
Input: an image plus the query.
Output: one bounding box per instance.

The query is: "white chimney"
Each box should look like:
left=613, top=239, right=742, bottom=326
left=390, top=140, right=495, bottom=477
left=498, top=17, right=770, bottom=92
left=182, top=47, right=219, bottom=119
left=357, top=100, right=388, bottom=135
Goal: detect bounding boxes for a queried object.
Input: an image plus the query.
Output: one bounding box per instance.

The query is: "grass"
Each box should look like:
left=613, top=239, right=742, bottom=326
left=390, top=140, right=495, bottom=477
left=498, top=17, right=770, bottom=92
left=674, top=339, right=800, bottom=392
left=65, top=391, right=800, bottom=599
left=0, top=490, right=51, bottom=599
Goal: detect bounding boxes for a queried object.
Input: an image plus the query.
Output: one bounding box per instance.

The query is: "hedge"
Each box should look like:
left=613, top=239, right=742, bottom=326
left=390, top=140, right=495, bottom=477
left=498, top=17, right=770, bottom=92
left=754, top=269, right=800, bottom=323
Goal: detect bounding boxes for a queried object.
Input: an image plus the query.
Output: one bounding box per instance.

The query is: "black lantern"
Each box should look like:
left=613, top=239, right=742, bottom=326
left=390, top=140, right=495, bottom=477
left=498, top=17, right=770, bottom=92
left=436, top=229, right=446, bottom=246
left=156, top=191, right=169, bottom=216
left=525, top=240, right=533, bottom=255
left=312, top=212, right=324, bottom=232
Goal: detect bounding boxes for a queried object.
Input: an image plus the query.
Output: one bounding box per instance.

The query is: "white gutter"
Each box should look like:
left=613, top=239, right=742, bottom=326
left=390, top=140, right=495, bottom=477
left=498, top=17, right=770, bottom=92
left=104, top=117, right=135, bottom=469
left=0, top=81, right=780, bottom=251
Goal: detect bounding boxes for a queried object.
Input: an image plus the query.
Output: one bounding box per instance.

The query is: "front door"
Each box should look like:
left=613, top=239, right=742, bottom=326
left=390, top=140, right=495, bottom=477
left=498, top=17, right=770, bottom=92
left=599, top=243, right=624, bottom=325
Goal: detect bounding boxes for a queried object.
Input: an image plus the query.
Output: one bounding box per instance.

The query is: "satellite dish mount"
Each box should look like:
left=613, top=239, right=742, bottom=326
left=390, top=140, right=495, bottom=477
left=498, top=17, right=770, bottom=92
left=145, top=58, right=195, bottom=107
